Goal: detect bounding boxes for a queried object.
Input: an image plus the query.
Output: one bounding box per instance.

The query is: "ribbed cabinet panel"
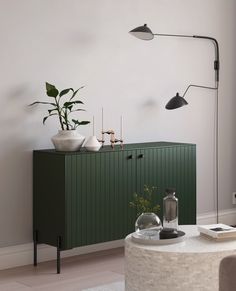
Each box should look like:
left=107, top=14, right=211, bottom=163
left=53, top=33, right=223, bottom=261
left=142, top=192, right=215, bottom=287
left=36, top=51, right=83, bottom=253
left=65, top=150, right=137, bottom=249
left=136, top=145, right=196, bottom=224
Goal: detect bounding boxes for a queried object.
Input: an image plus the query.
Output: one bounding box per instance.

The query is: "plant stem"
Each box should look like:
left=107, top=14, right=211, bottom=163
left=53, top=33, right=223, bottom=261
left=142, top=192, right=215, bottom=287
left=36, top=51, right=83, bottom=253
left=65, top=109, right=69, bottom=130
left=55, top=98, right=64, bottom=130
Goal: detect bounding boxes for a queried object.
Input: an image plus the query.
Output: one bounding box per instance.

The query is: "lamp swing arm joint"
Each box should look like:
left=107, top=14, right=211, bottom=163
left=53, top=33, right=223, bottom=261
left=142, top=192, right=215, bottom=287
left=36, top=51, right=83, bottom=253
left=153, top=33, right=220, bottom=82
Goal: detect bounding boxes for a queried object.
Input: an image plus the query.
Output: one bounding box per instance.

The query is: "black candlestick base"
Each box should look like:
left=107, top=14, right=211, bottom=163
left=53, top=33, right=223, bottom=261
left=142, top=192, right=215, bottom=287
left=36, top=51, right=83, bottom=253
left=160, top=228, right=178, bottom=239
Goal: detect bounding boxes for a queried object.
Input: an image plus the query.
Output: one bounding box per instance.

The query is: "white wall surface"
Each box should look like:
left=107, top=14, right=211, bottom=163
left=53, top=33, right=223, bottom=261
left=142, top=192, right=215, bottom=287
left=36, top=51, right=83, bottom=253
left=0, top=0, right=235, bottom=247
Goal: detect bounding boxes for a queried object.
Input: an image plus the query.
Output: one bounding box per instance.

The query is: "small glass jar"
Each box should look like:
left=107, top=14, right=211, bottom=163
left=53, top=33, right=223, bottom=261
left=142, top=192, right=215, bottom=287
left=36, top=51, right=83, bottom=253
left=163, top=188, right=178, bottom=230
left=135, top=212, right=162, bottom=238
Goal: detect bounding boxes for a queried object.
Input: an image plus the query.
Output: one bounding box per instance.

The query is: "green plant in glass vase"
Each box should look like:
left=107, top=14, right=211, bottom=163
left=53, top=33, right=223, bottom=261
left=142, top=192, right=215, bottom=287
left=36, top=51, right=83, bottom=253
left=130, top=185, right=162, bottom=234
left=129, top=185, right=160, bottom=217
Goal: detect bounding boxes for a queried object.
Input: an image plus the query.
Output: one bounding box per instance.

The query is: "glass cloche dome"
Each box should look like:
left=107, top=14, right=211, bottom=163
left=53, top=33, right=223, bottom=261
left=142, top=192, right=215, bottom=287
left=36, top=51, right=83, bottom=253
left=135, top=212, right=162, bottom=238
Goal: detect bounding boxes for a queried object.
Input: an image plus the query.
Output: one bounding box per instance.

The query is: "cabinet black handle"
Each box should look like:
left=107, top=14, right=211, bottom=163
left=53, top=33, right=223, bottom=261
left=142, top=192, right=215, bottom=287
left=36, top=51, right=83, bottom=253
left=138, top=154, right=144, bottom=159
left=127, top=154, right=133, bottom=160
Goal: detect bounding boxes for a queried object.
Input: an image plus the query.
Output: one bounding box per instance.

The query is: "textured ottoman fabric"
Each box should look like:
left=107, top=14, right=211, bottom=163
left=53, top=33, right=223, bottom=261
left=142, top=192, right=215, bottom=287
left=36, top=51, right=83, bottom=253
left=219, top=255, right=236, bottom=291
left=125, top=226, right=236, bottom=291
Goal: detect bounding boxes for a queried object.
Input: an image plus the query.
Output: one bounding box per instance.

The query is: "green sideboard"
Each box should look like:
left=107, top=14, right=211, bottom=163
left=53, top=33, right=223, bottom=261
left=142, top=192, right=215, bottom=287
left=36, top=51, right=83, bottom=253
left=33, top=141, right=196, bottom=273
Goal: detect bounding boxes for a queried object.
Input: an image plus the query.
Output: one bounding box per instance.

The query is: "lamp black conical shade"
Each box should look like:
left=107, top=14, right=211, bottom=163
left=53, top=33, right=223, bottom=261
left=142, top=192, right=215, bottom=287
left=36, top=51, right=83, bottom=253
left=129, top=24, right=154, bottom=40
left=165, top=93, right=188, bottom=110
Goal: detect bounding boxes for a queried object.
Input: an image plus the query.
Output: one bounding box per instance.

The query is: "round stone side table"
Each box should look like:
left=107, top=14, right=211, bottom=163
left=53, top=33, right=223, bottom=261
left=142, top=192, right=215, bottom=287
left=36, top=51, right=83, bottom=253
left=125, top=225, right=236, bottom=291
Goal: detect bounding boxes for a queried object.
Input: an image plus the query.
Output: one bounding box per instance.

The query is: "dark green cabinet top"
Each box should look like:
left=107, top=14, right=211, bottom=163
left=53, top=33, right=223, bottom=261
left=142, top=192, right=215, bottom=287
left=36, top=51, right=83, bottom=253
left=34, top=141, right=195, bottom=155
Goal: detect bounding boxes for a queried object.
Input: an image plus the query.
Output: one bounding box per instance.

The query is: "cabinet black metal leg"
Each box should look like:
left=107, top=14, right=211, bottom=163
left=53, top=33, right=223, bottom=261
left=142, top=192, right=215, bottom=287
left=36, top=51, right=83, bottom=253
left=57, top=236, right=62, bottom=274
left=33, top=230, right=38, bottom=266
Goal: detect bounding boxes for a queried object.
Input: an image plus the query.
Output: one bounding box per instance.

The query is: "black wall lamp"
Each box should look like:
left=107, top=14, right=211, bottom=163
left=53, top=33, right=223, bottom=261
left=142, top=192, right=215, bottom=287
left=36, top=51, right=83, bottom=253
left=129, top=24, right=220, bottom=222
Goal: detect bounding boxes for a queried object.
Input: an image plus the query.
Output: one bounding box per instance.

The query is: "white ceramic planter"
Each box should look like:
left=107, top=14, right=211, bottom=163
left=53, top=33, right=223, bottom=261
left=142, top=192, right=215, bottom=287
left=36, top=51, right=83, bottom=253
left=51, top=130, right=85, bottom=151
left=84, top=135, right=101, bottom=152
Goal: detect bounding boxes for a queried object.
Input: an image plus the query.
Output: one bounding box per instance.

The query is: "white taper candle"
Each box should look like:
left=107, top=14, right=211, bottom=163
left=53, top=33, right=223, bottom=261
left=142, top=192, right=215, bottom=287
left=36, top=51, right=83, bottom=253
left=120, top=115, right=123, bottom=140
left=102, top=107, right=104, bottom=133
left=93, top=115, right=95, bottom=136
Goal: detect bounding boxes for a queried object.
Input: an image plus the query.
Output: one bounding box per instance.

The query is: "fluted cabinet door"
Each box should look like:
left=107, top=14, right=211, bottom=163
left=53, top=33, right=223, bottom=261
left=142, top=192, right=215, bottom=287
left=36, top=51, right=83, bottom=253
left=65, top=149, right=137, bottom=249
left=136, top=145, right=196, bottom=224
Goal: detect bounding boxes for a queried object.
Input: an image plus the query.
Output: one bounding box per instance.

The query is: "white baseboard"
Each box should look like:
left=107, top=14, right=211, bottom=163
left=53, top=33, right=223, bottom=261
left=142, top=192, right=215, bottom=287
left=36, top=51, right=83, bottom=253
left=0, top=239, right=124, bottom=271
left=1, top=208, right=236, bottom=271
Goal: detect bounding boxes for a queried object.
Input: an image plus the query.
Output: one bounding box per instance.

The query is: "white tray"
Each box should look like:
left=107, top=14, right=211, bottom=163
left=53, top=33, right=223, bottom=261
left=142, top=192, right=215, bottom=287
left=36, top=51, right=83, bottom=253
left=131, top=230, right=185, bottom=245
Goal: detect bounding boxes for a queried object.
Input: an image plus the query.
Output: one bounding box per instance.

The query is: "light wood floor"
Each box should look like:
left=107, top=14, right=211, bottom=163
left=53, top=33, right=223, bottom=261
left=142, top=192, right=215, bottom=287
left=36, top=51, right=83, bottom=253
left=0, top=247, right=124, bottom=290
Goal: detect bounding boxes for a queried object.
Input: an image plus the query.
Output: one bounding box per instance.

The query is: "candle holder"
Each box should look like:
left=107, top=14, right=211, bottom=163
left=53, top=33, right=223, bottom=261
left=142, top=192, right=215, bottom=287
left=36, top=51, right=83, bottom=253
left=98, top=109, right=124, bottom=149
left=101, top=130, right=123, bottom=149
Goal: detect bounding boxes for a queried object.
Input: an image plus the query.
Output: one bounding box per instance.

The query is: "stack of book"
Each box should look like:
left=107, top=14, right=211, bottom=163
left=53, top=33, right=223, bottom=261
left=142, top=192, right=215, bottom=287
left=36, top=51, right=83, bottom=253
left=198, top=224, right=236, bottom=241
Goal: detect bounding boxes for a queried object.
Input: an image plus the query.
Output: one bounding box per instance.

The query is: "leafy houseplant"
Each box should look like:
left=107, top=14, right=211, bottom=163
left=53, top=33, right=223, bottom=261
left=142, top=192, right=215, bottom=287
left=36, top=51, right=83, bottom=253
left=130, top=185, right=162, bottom=233
left=30, top=82, right=90, bottom=151
left=129, top=185, right=160, bottom=217
left=30, top=82, right=90, bottom=130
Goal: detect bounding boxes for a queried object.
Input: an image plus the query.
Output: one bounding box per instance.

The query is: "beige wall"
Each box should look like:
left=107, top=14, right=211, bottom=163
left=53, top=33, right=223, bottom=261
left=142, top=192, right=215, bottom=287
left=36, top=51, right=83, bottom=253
left=0, top=0, right=236, bottom=247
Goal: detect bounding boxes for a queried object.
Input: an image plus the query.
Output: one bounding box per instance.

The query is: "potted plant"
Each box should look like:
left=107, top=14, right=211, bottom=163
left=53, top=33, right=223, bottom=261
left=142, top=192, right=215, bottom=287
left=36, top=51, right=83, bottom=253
left=129, top=185, right=162, bottom=235
left=30, top=82, right=90, bottom=151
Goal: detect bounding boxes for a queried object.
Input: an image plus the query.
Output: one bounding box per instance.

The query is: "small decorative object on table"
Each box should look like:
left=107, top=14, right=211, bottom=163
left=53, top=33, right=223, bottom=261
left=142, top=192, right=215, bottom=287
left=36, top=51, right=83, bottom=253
left=131, top=229, right=185, bottom=245
left=159, top=227, right=179, bottom=239
left=84, top=116, right=101, bottom=152
left=98, top=108, right=124, bottom=149
left=130, top=186, right=185, bottom=244
left=51, top=130, right=85, bottom=152
left=161, top=188, right=179, bottom=239
left=84, top=135, right=101, bottom=152
left=129, top=185, right=162, bottom=238
left=198, top=224, right=236, bottom=241
left=29, top=82, right=90, bottom=151
left=135, top=212, right=162, bottom=238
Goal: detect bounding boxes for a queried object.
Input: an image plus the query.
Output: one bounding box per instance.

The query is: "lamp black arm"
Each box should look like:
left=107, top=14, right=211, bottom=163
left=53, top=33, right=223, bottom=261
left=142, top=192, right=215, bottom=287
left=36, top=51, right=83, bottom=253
left=154, top=33, right=220, bottom=83
left=182, top=84, right=218, bottom=98
left=193, top=35, right=219, bottom=82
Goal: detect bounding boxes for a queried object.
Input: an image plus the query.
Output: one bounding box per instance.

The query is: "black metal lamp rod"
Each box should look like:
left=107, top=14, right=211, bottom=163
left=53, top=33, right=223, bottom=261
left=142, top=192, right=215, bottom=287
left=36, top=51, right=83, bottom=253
left=153, top=33, right=220, bottom=83
left=182, top=84, right=218, bottom=98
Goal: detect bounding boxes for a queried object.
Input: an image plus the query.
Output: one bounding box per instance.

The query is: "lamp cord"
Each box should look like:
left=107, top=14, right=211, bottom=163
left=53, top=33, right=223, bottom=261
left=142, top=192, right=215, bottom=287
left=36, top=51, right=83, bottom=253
left=215, top=84, right=219, bottom=223
left=181, top=83, right=219, bottom=223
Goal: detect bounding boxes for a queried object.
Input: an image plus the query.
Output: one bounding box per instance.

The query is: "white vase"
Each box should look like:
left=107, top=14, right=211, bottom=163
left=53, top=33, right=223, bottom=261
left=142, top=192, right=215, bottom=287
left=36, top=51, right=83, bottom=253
left=84, top=136, right=101, bottom=152
left=51, top=130, right=85, bottom=151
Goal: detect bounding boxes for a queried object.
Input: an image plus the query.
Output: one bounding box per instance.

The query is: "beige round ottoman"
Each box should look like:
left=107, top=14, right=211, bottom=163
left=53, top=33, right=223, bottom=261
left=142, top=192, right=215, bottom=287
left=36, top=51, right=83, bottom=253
left=125, top=225, right=236, bottom=291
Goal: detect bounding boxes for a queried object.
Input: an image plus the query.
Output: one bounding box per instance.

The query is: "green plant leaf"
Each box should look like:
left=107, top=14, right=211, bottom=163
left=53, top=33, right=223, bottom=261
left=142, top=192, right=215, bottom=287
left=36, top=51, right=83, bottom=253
left=129, top=185, right=160, bottom=217
left=59, top=88, right=73, bottom=97
left=72, top=119, right=90, bottom=126
left=46, top=82, right=56, bottom=91
left=71, top=119, right=79, bottom=125
left=71, top=109, right=86, bottom=113
left=29, top=101, right=57, bottom=106
left=45, top=82, right=59, bottom=97
left=78, top=121, right=90, bottom=125
left=69, top=86, right=85, bottom=101
left=48, top=108, right=57, bottom=114
left=64, top=100, right=84, bottom=107
left=47, top=88, right=59, bottom=98
left=43, top=113, right=57, bottom=124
